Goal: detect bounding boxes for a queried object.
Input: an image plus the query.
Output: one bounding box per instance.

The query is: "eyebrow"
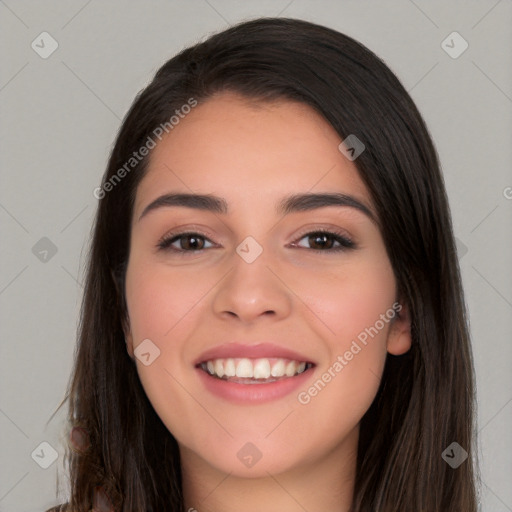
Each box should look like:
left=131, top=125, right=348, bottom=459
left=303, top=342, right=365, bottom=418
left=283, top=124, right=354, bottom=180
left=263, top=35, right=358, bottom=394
left=138, top=192, right=376, bottom=222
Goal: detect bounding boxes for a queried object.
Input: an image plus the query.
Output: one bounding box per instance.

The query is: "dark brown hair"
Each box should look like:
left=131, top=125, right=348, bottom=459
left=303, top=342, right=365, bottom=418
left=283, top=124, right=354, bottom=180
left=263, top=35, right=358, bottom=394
left=46, top=17, right=479, bottom=511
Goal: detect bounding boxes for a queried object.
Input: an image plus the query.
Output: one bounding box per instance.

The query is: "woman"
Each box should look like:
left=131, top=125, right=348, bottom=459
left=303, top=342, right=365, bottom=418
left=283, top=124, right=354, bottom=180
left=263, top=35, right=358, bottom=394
left=47, top=17, right=478, bottom=511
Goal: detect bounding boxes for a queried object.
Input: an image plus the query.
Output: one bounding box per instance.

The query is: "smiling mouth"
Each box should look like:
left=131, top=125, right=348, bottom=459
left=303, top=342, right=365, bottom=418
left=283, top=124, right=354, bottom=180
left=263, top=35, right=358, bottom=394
left=198, top=357, right=315, bottom=384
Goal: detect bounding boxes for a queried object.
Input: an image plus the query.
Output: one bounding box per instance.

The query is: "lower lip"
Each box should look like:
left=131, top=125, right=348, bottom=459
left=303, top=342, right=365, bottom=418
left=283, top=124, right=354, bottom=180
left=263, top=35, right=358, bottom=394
left=196, top=366, right=314, bottom=404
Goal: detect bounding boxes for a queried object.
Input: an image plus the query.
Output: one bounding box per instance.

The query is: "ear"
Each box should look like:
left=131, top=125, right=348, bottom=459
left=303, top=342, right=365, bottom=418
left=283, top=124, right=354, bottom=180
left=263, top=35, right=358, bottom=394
left=123, top=316, right=135, bottom=360
left=386, top=302, right=412, bottom=356
left=110, top=267, right=135, bottom=361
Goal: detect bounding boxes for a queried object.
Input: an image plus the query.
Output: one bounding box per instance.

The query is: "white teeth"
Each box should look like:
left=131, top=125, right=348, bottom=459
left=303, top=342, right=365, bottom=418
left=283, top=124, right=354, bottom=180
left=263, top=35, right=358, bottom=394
left=253, top=359, right=271, bottom=379
left=224, top=359, right=236, bottom=377
left=270, top=359, right=286, bottom=377
left=201, top=357, right=311, bottom=381
left=214, top=359, right=224, bottom=378
left=285, top=361, right=297, bottom=377
left=236, top=358, right=253, bottom=378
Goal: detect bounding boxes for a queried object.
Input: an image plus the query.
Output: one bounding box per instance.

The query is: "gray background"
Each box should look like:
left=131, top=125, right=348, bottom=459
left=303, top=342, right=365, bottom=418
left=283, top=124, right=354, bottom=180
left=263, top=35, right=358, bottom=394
left=1, top=1, right=511, bottom=511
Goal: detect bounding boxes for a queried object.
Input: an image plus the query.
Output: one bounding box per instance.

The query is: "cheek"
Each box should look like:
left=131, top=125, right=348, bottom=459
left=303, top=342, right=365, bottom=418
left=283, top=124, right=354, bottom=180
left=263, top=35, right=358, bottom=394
left=292, top=256, right=396, bottom=410
left=124, top=260, right=222, bottom=427
left=125, top=261, right=209, bottom=340
left=295, top=255, right=397, bottom=350
left=124, top=262, right=210, bottom=444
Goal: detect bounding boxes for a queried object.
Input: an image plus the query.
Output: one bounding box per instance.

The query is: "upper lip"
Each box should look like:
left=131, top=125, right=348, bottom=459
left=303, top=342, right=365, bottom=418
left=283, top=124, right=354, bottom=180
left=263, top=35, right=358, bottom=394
left=194, top=343, right=315, bottom=366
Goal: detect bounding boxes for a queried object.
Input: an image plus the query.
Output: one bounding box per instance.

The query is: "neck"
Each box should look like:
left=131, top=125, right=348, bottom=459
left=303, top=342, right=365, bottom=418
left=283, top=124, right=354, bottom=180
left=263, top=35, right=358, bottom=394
left=180, top=427, right=358, bottom=512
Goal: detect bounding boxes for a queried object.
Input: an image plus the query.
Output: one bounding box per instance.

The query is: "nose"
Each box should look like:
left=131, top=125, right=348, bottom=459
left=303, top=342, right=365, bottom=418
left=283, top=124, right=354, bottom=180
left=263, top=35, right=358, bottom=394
left=211, top=245, right=293, bottom=325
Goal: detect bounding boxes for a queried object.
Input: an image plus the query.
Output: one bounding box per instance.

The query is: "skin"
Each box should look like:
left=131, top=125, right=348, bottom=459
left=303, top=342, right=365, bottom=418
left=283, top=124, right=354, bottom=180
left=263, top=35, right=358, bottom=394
left=123, top=92, right=411, bottom=512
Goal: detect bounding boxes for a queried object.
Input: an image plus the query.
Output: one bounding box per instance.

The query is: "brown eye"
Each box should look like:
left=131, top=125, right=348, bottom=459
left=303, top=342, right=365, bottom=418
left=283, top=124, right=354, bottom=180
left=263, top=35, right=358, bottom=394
left=157, top=232, right=214, bottom=252
left=307, top=233, right=336, bottom=250
left=177, top=234, right=206, bottom=250
left=294, top=230, right=355, bottom=252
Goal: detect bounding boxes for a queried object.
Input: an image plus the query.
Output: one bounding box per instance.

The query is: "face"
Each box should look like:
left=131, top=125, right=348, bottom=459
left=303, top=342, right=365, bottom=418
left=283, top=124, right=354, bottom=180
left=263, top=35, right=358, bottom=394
left=123, top=92, right=411, bottom=479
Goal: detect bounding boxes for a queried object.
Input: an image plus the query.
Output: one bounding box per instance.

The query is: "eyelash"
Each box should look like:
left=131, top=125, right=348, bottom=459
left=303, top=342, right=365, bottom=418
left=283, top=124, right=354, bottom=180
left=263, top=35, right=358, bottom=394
left=156, top=228, right=355, bottom=254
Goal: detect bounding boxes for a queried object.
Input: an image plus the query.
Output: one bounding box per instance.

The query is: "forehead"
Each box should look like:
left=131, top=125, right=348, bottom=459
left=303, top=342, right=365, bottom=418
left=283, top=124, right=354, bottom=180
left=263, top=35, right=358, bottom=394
left=133, top=92, right=372, bottom=217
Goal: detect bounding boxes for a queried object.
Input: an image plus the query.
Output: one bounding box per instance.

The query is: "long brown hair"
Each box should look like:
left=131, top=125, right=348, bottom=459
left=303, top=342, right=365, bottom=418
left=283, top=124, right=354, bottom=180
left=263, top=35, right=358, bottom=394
left=46, top=17, right=479, bottom=511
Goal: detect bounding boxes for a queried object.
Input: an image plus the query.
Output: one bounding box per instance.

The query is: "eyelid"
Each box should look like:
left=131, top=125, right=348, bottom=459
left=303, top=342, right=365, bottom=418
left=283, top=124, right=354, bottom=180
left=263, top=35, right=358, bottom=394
left=157, top=224, right=217, bottom=242
left=292, top=224, right=353, bottom=242
left=156, top=226, right=217, bottom=251
left=289, top=226, right=355, bottom=251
